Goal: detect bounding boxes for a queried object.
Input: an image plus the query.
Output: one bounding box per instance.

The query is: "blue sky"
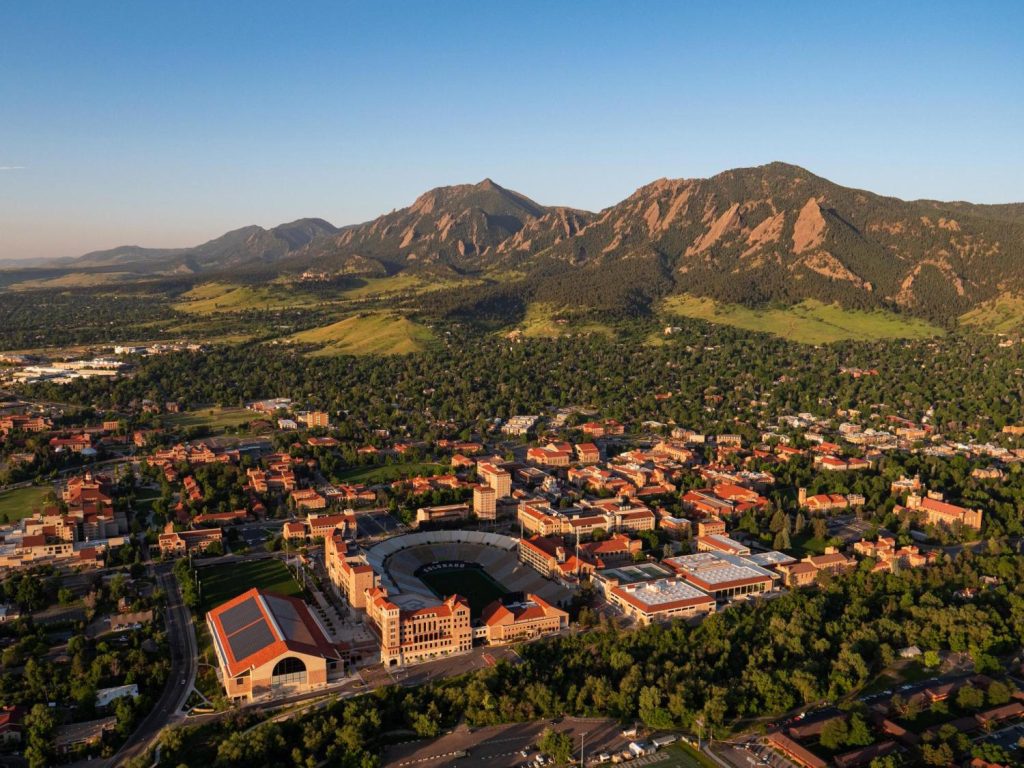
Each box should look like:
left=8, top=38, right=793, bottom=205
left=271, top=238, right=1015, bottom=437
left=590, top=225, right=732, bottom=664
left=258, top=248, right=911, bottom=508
left=1, top=1, right=1022, bottom=260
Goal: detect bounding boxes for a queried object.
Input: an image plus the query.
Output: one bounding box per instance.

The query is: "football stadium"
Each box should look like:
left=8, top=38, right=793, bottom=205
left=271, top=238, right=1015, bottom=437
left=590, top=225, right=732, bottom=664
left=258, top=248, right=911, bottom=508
left=365, top=530, right=572, bottom=617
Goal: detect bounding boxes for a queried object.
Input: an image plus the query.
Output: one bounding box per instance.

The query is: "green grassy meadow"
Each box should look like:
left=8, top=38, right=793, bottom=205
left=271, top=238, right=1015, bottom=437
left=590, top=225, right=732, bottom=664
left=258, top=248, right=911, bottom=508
left=173, top=282, right=320, bottom=315
left=959, top=293, right=1024, bottom=334
left=660, top=295, right=944, bottom=344
left=290, top=312, right=437, bottom=355
left=515, top=302, right=614, bottom=339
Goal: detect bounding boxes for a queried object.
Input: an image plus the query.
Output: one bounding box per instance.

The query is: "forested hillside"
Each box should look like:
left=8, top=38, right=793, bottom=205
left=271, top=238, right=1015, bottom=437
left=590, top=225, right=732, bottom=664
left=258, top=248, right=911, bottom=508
left=7, top=163, right=1024, bottom=327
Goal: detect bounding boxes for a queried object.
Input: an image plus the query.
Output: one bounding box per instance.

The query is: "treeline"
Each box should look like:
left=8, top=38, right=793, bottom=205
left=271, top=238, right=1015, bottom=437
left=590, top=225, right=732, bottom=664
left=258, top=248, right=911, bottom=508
left=133, top=549, right=1024, bottom=768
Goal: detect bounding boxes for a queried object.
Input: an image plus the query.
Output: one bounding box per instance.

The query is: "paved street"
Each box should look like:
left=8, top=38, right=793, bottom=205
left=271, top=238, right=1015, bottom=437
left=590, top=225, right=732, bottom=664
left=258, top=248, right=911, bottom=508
left=104, top=563, right=198, bottom=767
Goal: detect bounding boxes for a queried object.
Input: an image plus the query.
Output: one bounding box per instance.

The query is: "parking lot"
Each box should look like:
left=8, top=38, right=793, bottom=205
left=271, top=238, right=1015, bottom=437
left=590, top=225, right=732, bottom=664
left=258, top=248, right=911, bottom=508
left=383, top=717, right=628, bottom=768
left=713, top=739, right=799, bottom=768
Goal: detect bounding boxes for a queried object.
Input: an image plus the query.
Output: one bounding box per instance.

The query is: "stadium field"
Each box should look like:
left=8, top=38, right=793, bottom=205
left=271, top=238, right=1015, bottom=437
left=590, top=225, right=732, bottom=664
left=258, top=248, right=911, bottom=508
left=417, top=564, right=508, bottom=618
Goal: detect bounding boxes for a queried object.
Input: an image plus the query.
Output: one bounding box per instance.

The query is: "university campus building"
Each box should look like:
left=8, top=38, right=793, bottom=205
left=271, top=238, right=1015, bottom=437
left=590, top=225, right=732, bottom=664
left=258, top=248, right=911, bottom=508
left=206, top=588, right=343, bottom=702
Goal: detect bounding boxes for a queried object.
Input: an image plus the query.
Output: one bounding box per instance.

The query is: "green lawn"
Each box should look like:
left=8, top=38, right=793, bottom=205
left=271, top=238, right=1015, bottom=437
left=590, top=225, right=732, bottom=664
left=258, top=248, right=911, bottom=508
left=336, top=462, right=448, bottom=485
left=788, top=532, right=838, bottom=557
left=0, top=485, right=52, bottom=523
left=417, top=565, right=507, bottom=619
left=196, top=558, right=303, bottom=615
left=164, top=406, right=256, bottom=432
left=660, top=295, right=944, bottom=344
left=290, top=312, right=437, bottom=356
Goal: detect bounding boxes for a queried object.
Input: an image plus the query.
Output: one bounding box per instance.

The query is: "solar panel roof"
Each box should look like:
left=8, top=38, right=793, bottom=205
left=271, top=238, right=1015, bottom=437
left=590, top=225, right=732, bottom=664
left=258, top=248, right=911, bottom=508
left=227, top=619, right=275, bottom=661
left=265, top=594, right=315, bottom=645
left=218, top=596, right=263, bottom=635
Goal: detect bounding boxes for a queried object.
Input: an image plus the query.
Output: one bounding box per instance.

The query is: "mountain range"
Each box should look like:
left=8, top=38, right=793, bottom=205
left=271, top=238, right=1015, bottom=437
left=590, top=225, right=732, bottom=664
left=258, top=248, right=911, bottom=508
left=16, top=163, right=1024, bottom=323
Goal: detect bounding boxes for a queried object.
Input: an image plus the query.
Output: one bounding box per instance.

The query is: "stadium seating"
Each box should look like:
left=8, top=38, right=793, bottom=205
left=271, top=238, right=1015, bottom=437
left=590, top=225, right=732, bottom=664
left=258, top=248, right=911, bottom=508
left=363, top=529, right=568, bottom=607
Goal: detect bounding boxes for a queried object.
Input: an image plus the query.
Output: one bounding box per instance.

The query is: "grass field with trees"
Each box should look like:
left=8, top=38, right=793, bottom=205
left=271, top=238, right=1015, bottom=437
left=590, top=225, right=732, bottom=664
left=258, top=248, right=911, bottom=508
left=660, top=295, right=944, bottom=344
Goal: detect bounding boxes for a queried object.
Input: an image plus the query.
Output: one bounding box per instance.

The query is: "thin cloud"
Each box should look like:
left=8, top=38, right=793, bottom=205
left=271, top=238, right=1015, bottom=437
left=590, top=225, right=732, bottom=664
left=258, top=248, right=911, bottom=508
left=0, top=166, right=26, bottom=171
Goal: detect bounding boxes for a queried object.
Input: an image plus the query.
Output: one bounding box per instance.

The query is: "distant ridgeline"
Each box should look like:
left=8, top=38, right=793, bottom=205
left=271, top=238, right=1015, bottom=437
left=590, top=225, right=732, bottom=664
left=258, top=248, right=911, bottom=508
left=5, top=163, right=1024, bottom=330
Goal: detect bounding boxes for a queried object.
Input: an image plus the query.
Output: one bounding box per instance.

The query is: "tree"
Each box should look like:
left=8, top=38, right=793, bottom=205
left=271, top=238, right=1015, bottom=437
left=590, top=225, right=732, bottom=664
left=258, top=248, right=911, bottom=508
left=537, top=728, right=574, bottom=765
left=987, top=680, right=1012, bottom=706
left=956, top=684, right=985, bottom=711
left=922, top=742, right=954, bottom=766
left=819, top=717, right=849, bottom=750
left=846, top=713, right=872, bottom=747
left=23, top=703, right=55, bottom=768
left=773, top=527, right=791, bottom=550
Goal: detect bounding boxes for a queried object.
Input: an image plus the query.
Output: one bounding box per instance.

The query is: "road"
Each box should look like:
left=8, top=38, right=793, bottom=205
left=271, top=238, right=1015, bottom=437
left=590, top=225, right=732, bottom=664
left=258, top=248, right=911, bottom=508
left=105, top=563, right=198, bottom=767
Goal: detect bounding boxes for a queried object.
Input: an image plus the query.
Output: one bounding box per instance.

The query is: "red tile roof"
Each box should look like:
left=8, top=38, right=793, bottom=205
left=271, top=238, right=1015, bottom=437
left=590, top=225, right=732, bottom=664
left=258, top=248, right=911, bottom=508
left=207, top=588, right=339, bottom=677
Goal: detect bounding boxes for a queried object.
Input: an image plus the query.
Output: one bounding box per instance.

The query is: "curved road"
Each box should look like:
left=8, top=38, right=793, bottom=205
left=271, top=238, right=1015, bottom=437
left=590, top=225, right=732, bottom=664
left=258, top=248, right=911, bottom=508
left=107, top=563, right=198, bottom=767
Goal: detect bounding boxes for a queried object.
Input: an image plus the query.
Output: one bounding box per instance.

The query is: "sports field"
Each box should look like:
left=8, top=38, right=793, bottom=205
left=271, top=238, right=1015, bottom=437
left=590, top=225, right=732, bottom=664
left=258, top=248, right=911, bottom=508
left=196, top=558, right=303, bottom=615
left=336, top=462, right=448, bottom=484
left=417, top=565, right=508, bottom=618
left=164, top=406, right=255, bottom=432
left=0, top=485, right=51, bottom=523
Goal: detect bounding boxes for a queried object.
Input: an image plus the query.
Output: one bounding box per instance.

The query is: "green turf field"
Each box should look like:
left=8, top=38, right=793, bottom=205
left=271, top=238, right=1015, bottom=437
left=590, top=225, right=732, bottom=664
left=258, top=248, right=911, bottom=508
left=196, top=558, right=303, bottom=615
left=335, top=462, right=448, bottom=485
left=164, top=406, right=255, bottom=432
left=0, top=485, right=52, bottom=523
left=417, top=565, right=508, bottom=618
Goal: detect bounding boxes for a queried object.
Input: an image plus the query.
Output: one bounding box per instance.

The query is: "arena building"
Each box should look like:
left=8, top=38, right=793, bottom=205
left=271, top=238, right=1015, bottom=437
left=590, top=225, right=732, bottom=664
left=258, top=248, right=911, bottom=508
left=206, top=588, right=344, bottom=702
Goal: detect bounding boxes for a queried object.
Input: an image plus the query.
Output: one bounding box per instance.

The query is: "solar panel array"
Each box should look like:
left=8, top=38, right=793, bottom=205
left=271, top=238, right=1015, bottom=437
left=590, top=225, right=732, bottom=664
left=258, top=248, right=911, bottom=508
left=218, top=597, right=263, bottom=635
left=227, top=619, right=276, bottom=662
left=265, top=594, right=315, bottom=645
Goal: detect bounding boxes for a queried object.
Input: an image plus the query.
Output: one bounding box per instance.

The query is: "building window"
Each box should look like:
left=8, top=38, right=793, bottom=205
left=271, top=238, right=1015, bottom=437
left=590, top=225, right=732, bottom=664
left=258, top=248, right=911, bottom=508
left=271, top=656, right=308, bottom=687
